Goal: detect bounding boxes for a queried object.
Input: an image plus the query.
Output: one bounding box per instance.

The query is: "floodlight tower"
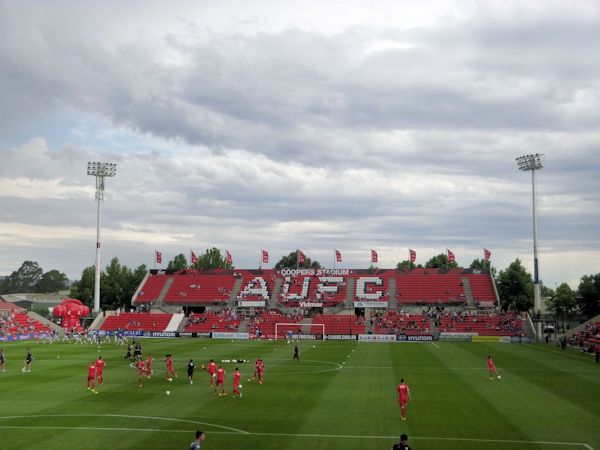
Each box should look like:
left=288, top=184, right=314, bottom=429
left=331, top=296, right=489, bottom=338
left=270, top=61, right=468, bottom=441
left=516, top=154, right=544, bottom=332
left=87, top=162, right=117, bottom=313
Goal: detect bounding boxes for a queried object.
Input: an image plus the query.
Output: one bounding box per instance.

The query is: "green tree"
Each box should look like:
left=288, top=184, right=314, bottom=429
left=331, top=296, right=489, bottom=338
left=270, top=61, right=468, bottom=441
left=545, top=282, right=577, bottom=333
left=1, top=260, right=44, bottom=293
left=425, top=253, right=458, bottom=269
left=577, top=273, right=600, bottom=318
left=495, top=259, right=534, bottom=312
left=34, top=270, right=68, bottom=293
left=69, top=266, right=96, bottom=307
left=167, top=253, right=188, bottom=271
left=396, top=260, right=422, bottom=271
left=101, top=257, right=133, bottom=309
left=193, top=247, right=233, bottom=271
left=274, top=251, right=321, bottom=270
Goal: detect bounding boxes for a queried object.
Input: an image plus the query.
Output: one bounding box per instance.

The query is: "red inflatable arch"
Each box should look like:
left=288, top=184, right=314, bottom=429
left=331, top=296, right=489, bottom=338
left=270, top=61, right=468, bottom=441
left=52, top=298, right=90, bottom=332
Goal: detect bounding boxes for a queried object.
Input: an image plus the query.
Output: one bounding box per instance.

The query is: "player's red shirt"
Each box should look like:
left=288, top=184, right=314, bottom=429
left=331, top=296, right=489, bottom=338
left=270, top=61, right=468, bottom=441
left=257, top=359, right=264, bottom=373
left=146, top=357, right=152, bottom=369
left=487, top=358, right=495, bottom=370
left=216, top=367, right=225, bottom=383
left=397, top=383, right=409, bottom=403
left=87, top=364, right=97, bottom=379
left=95, top=358, right=105, bottom=374
left=136, top=360, right=145, bottom=374
left=166, top=357, right=173, bottom=369
left=208, top=361, right=217, bottom=375
left=233, top=370, right=241, bottom=387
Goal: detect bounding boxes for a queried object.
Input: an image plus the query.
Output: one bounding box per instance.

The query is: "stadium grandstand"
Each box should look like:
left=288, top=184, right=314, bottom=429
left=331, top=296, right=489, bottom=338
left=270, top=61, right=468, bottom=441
left=87, top=266, right=532, bottom=341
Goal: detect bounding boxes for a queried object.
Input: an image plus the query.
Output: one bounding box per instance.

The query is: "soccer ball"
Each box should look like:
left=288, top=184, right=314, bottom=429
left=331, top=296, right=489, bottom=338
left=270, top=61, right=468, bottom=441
left=497, top=375, right=502, bottom=380
left=238, top=384, right=242, bottom=389
left=166, top=391, right=170, bottom=395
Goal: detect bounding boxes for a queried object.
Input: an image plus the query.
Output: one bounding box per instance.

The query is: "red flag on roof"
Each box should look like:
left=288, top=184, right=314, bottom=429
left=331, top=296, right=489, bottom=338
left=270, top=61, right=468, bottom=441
left=226, top=250, right=233, bottom=265
left=297, top=250, right=305, bottom=264
left=155, top=251, right=162, bottom=264
left=371, top=249, right=378, bottom=263
left=447, top=249, right=455, bottom=263
left=335, top=249, right=342, bottom=263
left=262, top=250, right=269, bottom=264
left=191, top=251, right=198, bottom=265
left=409, top=249, right=416, bottom=263
left=484, top=248, right=491, bottom=261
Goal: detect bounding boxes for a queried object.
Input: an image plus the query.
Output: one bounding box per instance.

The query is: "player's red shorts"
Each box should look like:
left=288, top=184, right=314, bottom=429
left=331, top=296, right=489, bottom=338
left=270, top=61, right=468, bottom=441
left=87, top=376, right=94, bottom=382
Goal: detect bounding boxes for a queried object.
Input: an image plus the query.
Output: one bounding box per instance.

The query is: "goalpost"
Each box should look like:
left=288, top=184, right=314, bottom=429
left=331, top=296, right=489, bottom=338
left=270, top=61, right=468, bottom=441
left=274, top=323, right=325, bottom=340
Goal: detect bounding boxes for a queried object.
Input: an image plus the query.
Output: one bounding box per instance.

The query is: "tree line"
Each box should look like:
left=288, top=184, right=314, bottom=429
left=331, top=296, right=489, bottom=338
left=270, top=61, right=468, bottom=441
left=1, top=250, right=598, bottom=318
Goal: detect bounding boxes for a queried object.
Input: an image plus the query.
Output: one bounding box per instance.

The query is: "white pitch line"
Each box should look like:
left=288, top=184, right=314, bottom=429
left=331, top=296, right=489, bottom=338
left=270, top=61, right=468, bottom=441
left=431, top=342, right=440, bottom=349
left=0, top=424, right=593, bottom=448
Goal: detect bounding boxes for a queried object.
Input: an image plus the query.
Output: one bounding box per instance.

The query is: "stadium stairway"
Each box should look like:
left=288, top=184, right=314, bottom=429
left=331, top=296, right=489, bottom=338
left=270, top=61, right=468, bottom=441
left=387, top=277, right=398, bottom=310
left=461, top=277, right=474, bottom=306
left=228, top=277, right=245, bottom=307
left=165, top=313, right=184, bottom=331
left=268, top=277, right=283, bottom=309
left=237, top=318, right=249, bottom=332
left=27, top=310, right=64, bottom=334
left=155, top=277, right=174, bottom=309
left=344, top=278, right=355, bottom=308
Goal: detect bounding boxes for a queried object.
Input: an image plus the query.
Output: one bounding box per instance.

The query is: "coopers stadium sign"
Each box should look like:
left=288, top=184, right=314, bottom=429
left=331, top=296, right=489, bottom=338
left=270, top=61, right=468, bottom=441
left=279, top=268, right=351, bottom=276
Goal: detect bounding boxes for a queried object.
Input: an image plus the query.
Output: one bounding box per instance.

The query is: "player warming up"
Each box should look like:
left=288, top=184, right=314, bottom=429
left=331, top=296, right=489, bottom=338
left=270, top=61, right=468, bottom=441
left=95, top=356, right=105, bottom=387
left=136, top=358, right=146, bottom=387
left=22, top=348, right=33, bottom=373
left=87, top=361, right=98, bottom=393
left=396, top=378, right=412, bottom=421
left=487, top=355, right=500, bottom=380
left=253, top=357, right=264, bottom=384
left=165, top=354, right=177, bottom=381
left=232, top=367, right=242, bottom=398
left=187, top=359, right=196, bottom=384
left=146, top=353, right=153, bottom=379
left=214, top=365, right=226, bottom=396
left=0, top=348, right=5, bottom=372
left=205, top=359, right=217, bottom=386
left=293, top=344, right=300, bottom=361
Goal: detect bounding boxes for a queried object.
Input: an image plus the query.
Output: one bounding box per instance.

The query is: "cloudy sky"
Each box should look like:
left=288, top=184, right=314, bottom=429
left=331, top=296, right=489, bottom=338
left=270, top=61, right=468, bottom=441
left=1, top=0, right=599, bottom=288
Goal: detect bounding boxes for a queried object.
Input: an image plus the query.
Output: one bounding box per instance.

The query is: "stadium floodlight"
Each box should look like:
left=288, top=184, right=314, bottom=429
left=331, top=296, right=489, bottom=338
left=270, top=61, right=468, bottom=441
left=516, top=154, right=544, bottom=336
left=87, top=162, right=117, bottom=313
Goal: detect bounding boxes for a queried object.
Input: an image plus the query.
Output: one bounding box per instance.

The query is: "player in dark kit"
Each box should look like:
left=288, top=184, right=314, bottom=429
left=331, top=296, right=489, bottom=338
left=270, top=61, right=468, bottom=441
left=293, top=344, right=300, bottom=361
left=0, top=348, right=5, bottom=372
left=187, top=359, right=196, bottom=384
left=22, top=348, right=33, bottom=373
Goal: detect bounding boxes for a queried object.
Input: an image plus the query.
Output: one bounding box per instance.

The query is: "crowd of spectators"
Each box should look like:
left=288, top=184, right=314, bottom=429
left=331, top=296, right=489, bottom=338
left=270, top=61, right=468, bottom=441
left=0, top=312, right=42, bottom=336
left=567, top=322, right=600, bottom=350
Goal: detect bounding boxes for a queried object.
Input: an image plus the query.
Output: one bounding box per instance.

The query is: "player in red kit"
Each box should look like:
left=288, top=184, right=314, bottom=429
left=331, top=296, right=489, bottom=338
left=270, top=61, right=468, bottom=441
left=232, top=367, right=242, bottom=398
left=95, top=356, right=105, bottom=387
left=487, top=355, right=500, bottom=380
left=136, top=359, right=145, bottom=387
left=146, top=353, right=153, bottom=379
left=165, top=354, right=177, bottom=381
left=205, top=359, right=217, bottom=386
left=253, top=357, right=264, bottom=384
left=214, top=366, right=226, bottom=396
left=87, top=362, right=98, bottom=394
left=396, top=378, right=411, bottom=421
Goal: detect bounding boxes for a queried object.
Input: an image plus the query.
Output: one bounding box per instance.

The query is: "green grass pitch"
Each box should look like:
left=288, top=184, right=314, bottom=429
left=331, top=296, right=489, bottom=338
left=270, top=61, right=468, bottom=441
left=0, top=338, right=598, bottom=449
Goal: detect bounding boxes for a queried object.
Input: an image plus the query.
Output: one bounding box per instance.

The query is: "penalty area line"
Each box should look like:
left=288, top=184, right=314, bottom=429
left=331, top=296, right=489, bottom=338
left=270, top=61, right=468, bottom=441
left=0, top=425, right=593, bottom=448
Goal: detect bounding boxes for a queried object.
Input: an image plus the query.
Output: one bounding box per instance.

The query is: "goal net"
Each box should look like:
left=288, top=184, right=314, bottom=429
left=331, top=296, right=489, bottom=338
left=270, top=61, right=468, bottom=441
left=275, top=323, right=325, bottom=340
